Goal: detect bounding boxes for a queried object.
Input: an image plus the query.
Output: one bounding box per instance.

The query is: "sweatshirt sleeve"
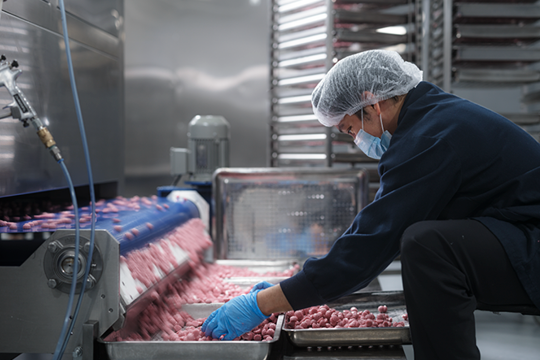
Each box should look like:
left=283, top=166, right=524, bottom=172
left=280, top=136, right=462, bottom=310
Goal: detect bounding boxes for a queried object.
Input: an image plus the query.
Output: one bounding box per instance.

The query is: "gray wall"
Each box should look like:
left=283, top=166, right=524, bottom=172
left=124, top=0, right=271, bottom=197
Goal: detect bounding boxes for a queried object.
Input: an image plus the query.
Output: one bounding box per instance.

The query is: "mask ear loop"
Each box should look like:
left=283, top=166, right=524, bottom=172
left=361, top=108, right=364, bottom=131
left=379, top=113, right=385, bottom=134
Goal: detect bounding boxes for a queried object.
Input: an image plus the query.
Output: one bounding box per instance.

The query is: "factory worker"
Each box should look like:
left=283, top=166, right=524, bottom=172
left=203, top=50, right=540, bottom=359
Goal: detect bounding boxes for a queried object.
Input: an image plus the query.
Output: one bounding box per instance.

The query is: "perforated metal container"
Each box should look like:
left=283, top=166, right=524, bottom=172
left=212, top=168, right=369, bottom=260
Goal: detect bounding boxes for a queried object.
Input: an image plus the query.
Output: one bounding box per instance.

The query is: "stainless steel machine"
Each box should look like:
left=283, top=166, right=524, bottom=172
left=0, top=191, right=210, bottom=359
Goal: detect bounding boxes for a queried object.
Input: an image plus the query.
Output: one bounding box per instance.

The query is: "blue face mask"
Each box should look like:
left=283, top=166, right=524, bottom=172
left=353, top=110, right=392, bottom=160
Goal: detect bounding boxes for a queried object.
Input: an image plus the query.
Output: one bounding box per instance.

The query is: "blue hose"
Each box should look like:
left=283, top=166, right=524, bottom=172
left=53, top=159, right=80, bottom=359
left=53, top=1, right=97, bottom=358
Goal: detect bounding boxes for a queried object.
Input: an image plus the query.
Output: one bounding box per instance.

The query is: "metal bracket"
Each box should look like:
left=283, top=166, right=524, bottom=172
left=82, top=320, right=99, bottom=360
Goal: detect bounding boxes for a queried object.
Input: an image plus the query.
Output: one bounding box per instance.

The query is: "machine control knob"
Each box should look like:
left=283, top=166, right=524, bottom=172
left=0, top=55, right=6, bottom=61
left=10, top=60, right=18, bottom=68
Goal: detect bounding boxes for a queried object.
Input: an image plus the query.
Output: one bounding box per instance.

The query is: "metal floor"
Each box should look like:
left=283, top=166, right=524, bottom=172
left=378, top=262, right=540, bottom=360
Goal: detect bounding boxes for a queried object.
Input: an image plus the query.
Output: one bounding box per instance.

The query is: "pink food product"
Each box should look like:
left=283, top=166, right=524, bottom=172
left=121, top=219, right=214, bottom=289
left=284, top=304, right=408, bottom=329
left=104, top=299, right=281, bottom=343
left=105, top=217, right=299, bottom=343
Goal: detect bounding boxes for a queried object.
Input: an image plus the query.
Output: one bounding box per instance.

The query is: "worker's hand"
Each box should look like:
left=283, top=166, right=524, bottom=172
left=201, top=291, right=268, bottom=340
left=249, top=281, right=274, bottom=293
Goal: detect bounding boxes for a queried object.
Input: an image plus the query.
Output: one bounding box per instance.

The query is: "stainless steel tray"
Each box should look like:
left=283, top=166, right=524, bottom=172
left=101, top=304, right=285, bottom=360
left=224, top=276, right=292, bottom=288
left=283, top=291, right=411, bottom=347
left=215, top=259, right=299, bottom=273
left=216, top=259, right=300, bottom=289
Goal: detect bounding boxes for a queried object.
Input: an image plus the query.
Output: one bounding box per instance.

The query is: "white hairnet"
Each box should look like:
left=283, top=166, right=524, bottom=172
left=311, top=50, right=423, bottom=127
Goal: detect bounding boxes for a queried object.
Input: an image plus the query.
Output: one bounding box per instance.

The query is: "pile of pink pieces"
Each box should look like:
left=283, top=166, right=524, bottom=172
left=162, top=313, right=280, bottom=342
left=171, top=264, right=264, bottom=304
left=123, top=229, right=299, bottom=302
left=106, top=260, right=297, bottom=341
left=105, top=283, right=282, bottom=342
left=285, top=304, right=407, bottom=329
left=173, top=262, right=300, bottom=304
left=121, top=218, right=213, bottom=290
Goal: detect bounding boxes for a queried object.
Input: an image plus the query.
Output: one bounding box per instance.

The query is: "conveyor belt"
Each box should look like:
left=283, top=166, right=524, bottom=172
left=0, top=196, right=200, bottom=255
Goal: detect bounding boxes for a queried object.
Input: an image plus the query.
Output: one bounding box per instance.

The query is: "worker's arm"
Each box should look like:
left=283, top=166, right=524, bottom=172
left=257, top=284, right=292, bottom=316
left=278, top=136, right=463, bottom=310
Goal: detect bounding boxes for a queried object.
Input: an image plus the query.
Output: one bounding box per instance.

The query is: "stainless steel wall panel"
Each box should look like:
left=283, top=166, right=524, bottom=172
left=60, top=13, right=121, bottom=58
left=1, top=0, right=57, bottom=31
left=124, top=0, right=270, bottom=184
left=0, top=1, right=124, bottom=197
left=64, top=0, right=122, bottom=37
left=3, top=0, right=121, bottom=58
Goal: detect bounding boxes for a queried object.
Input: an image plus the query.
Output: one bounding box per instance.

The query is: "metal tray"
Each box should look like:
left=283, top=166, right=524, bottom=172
left=283, top=291, right=411, bottom=347
left=215, top=259, right=299, bottom=273
left=224, top=276, right=292, bottom=289
left=101, top=304, right=284, bottom=360
left=215, top=259, right=300, bottom=289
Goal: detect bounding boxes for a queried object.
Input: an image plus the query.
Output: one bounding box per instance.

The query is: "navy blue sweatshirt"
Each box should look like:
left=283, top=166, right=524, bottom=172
left=280, top=81, right=540, bottom=310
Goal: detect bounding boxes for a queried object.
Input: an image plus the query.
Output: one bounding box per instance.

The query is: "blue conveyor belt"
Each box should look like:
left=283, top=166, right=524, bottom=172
left=0, top=196, right=200, bottom=255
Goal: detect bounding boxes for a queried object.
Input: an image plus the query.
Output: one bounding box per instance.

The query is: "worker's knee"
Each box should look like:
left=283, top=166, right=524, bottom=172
left=400, top=221, right=442, bottom=264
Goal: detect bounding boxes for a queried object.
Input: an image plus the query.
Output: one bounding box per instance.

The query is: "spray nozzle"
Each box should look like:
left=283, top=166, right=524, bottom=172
left=0, top=56, right=62, bottom=161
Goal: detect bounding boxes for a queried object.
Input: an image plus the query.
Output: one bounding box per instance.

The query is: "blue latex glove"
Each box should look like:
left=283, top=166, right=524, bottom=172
left=249, top=281, right=274, bottom=293
left=201, top=290, right=269, bottom=340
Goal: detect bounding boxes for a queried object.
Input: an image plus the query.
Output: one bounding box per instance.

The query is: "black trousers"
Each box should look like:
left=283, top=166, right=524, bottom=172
left=400, top=219, right=536, bottom=360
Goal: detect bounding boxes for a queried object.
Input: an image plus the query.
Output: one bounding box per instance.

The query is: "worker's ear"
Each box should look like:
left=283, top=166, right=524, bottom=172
left=362, top=91, right=381, bottom=118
